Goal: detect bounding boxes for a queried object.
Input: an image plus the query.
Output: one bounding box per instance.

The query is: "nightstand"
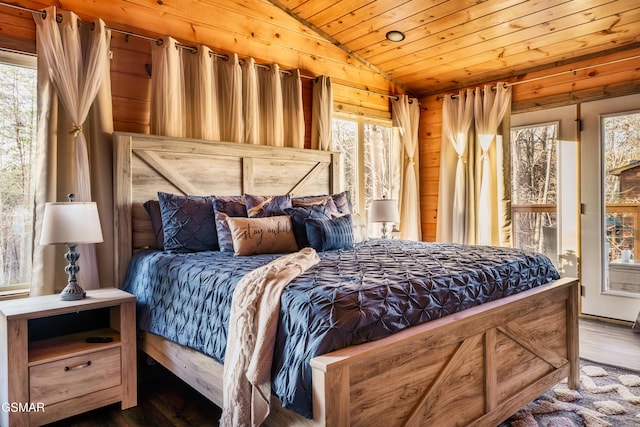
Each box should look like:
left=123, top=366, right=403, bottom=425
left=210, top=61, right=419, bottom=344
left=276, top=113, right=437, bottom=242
left=0, top=288, right=137, bottom=426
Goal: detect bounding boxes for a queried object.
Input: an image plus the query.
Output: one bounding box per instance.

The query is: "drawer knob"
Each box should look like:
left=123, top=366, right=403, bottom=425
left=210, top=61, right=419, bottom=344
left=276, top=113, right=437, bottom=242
left=64, top=360, right=92, bottom=371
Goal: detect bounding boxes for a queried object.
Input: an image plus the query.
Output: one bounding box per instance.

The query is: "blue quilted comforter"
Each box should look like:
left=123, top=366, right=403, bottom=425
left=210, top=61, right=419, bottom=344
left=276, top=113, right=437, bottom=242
left=121, top=239, right=560, bottom=418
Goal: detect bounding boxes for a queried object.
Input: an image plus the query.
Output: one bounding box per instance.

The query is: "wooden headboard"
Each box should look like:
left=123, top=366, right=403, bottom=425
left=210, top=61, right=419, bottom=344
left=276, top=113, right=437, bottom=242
left=113, top=132, right=342, bottom=286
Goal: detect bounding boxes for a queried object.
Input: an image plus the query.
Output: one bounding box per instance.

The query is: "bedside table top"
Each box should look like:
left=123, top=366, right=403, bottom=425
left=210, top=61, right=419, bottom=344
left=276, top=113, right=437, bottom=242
left=0, top=288, right=135, bottom=320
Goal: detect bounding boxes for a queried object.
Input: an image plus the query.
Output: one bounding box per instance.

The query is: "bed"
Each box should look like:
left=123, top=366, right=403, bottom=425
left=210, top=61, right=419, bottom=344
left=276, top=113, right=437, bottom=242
left=113, top=131, right=580, bottom=426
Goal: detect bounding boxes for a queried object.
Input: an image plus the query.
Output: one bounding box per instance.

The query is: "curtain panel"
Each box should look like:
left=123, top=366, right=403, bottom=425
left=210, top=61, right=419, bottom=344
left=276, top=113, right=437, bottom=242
left=183, top=45, right=220, bottom=141
left=391, top=95, right=422, bottom=241
left=311, top=75, right=333, bottom=151
left=150, top=37, right=184, bottom=137
left=242, top=57, right=259, bottom=145
left=281, top=69, right=305, bottom=149
left=437, top=83, right=512, bottom=246
left=32, top=7, right=114, bottom=295
left=258, top=64, right=284, bottom=146
left=437, top=89, right=474, bottom=244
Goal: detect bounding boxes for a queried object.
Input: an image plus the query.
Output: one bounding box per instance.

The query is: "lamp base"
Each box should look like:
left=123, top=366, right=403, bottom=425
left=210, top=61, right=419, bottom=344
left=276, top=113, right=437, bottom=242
left=59, top=243, right=85, bottom=301
left=60, top=282, right=86, bottom=301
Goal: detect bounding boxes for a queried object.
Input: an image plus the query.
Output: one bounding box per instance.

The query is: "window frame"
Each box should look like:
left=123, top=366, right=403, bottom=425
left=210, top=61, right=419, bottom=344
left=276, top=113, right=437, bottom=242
left=0, top=49, right=37, bottom=296
left=332, top=113, right=396, bottom=212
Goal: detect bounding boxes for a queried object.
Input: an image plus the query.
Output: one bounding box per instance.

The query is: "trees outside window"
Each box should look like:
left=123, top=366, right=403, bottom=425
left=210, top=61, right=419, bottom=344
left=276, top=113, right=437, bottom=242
left=332, top=116, right=399, bottom=236
left=0, top=53, right=37, bottom=290
left=602, top=112, right=640, bottom=261
left=510, top=123, right=558, bottom=261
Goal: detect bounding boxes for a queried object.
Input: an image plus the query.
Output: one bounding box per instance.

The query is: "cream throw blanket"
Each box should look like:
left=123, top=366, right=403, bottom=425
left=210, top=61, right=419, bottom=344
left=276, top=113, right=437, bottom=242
left=220, top=248, right=320, bottom=427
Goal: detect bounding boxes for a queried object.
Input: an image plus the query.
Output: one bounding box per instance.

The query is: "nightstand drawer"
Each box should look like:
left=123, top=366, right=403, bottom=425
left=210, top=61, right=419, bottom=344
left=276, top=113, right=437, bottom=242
left=29, top=347, right=121, bottom=406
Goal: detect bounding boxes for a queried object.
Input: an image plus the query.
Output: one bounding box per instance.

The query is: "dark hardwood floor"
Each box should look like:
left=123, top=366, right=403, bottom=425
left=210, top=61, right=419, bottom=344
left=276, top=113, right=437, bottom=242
left=44, top=318, right=640, bottom=426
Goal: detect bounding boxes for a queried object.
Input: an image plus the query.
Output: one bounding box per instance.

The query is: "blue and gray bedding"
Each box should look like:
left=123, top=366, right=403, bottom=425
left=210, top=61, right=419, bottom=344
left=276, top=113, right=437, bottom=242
left=121, top=239, right=560, bottom=418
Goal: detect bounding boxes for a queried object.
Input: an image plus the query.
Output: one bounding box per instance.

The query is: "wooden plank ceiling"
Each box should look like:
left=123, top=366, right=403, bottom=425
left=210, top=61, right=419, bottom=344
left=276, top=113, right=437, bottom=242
left=7, top=0, right=640, bottom=98
left=272, top=0, right=640, bottom=96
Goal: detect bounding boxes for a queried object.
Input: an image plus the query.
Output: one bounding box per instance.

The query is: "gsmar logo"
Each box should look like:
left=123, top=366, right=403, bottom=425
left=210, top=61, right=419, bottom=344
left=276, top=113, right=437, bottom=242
left=1, top=402, right=45, bottom=413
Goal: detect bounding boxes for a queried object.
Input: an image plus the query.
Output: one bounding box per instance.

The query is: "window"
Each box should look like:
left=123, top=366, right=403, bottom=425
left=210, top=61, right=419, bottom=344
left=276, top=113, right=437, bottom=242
left=0, top=51, right=37, bottom=291
left=602, top=111, right=640, bottom=263
left=510, top=122, right=558, bottom=262
left=331, top=115, right=400, bottom=236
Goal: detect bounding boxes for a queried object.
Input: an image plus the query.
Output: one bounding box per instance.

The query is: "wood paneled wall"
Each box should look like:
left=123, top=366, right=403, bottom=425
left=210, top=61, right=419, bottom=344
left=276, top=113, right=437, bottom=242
left=418, top=46, right=640, bottom=242
left=0, top=0, right=399, bottom=133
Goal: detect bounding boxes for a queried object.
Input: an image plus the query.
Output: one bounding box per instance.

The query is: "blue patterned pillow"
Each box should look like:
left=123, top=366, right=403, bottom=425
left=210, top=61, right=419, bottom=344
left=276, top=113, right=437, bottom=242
left=157, top=192, right=218, bottom=252
left=331, top=191, right=352, bottom=214
left=245, top=194, right=292, bottom=218
left=285, top=205, right=332, bottom=248
left=213, top=196, right=247, bottom=252
left=305, top=214, right=354, bottom=252
left=292, top=194, right=339, bottom=215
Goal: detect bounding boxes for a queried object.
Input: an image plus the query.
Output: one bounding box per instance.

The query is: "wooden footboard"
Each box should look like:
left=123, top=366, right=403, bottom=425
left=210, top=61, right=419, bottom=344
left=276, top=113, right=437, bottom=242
left=139, top=277, right=579, bottom=427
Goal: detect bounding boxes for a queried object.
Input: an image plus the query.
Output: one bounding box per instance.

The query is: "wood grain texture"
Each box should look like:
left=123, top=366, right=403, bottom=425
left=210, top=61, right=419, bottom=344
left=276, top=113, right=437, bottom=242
left=112, top=131, right=342, bottom=285
left=113, top=131, right=579, bottom=426
left=418, top=47, right=640, bottom=242
left=0, top=289, right=137, bottom=426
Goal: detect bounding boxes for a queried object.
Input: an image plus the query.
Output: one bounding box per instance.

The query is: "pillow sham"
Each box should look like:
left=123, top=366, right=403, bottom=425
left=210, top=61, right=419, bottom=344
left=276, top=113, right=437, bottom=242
left=212, top=196, right=248, bottom=252
left=157, top=192, right=218, bottom=252
left=244, top=194, right=292, bottom=218
left=331, top=190, right=352, bottom=214
left=292, top=194, right=339, bottom=215
left=226, top=215, right=298, bottom=256
left=143, top=200, right=164, bottom=249
left=284, top=205, right=332, bottom=248
left=305, top=214, right=354, bottom=252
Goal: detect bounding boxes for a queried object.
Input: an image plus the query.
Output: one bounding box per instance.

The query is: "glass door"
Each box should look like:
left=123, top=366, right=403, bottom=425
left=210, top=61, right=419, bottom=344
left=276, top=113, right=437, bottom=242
left=581, top=94, right=640, bottom=321
left=511, top=106, right=578, bottom=278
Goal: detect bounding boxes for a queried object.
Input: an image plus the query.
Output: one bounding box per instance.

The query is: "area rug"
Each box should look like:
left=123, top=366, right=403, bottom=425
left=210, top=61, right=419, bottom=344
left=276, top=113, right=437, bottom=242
left=500, top=360, right=640, bottom=426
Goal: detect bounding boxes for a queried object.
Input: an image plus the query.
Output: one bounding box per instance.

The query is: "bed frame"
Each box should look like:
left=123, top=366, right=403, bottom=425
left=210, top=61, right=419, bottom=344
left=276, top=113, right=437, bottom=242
left=113, top=131, right=580, bottom=426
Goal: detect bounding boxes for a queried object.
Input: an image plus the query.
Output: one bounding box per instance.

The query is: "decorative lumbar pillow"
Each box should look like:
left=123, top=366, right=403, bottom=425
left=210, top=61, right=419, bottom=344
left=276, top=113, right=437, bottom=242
left=157, top=192, right=218, bottom=252
left=244, top=194, right=292, bottom=218
left=143, top=200, right=164, bottom=249
left=213, top=195, right=247, bottom=252
left=351, top=213, right=368, bottom=243
left=305, top=214, right=355, bottom=252
left=285, top=205, right=332, bottom=248
left=292, top=194, right=339, bottom=215
left=331, top=190, right=352, bottom=214
left=226, top=215, right=298, bottom=256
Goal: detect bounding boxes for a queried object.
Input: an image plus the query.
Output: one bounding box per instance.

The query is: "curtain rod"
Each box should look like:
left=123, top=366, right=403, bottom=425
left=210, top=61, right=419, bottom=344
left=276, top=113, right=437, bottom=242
left=0, top=1, right=404, bottom=101
left=437, top=53, right=640, bottom=101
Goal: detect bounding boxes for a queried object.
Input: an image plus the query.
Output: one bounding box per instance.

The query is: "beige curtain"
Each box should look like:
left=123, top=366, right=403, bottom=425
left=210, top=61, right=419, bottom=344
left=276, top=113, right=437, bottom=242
left=183, top=45, right=220, bottom=141
left=258, top=64, right=284, bottom=146
left=474, top=83, right=512, bottom=246
left=391, top=95, right=421, bottom=241
left=436, top=89, right=474, bottom=243
left=150, top=37, right=184, bottom=137
left=437, top=83, right=512, bottom=246
left=150, top=45, right=306, bottom=147
left=281, top=69, right=304, bottom=148
left=32, top=7, right=113, bottom=295
left=242, top=57, right=259, bottom=144
left=311, top=75, right=333, bottom=150
left=218, top=53, right=244, bottom=143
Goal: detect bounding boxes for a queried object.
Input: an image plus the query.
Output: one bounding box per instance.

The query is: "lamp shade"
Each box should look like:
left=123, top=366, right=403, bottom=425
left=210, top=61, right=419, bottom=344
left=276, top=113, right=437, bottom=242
left=369, top=199, right=400, bottom=223
left=40, top=202, right=104, bottom=245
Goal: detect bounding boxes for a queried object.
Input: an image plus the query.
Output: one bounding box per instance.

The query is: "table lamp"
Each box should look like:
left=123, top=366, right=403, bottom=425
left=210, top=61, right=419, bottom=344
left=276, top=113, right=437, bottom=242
left=369, top=196, right=399, bottom=239
left=40, top=194, right=103, bottom=301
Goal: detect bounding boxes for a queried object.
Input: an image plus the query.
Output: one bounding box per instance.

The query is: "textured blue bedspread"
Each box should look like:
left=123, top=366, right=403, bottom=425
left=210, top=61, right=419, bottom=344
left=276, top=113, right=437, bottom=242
left=121, top=239, right=560, bottom=418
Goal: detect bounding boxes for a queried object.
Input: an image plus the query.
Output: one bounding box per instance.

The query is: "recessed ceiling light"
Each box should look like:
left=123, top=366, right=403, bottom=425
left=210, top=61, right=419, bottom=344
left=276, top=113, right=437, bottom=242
left=386, top=30, right=405, bottom=42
